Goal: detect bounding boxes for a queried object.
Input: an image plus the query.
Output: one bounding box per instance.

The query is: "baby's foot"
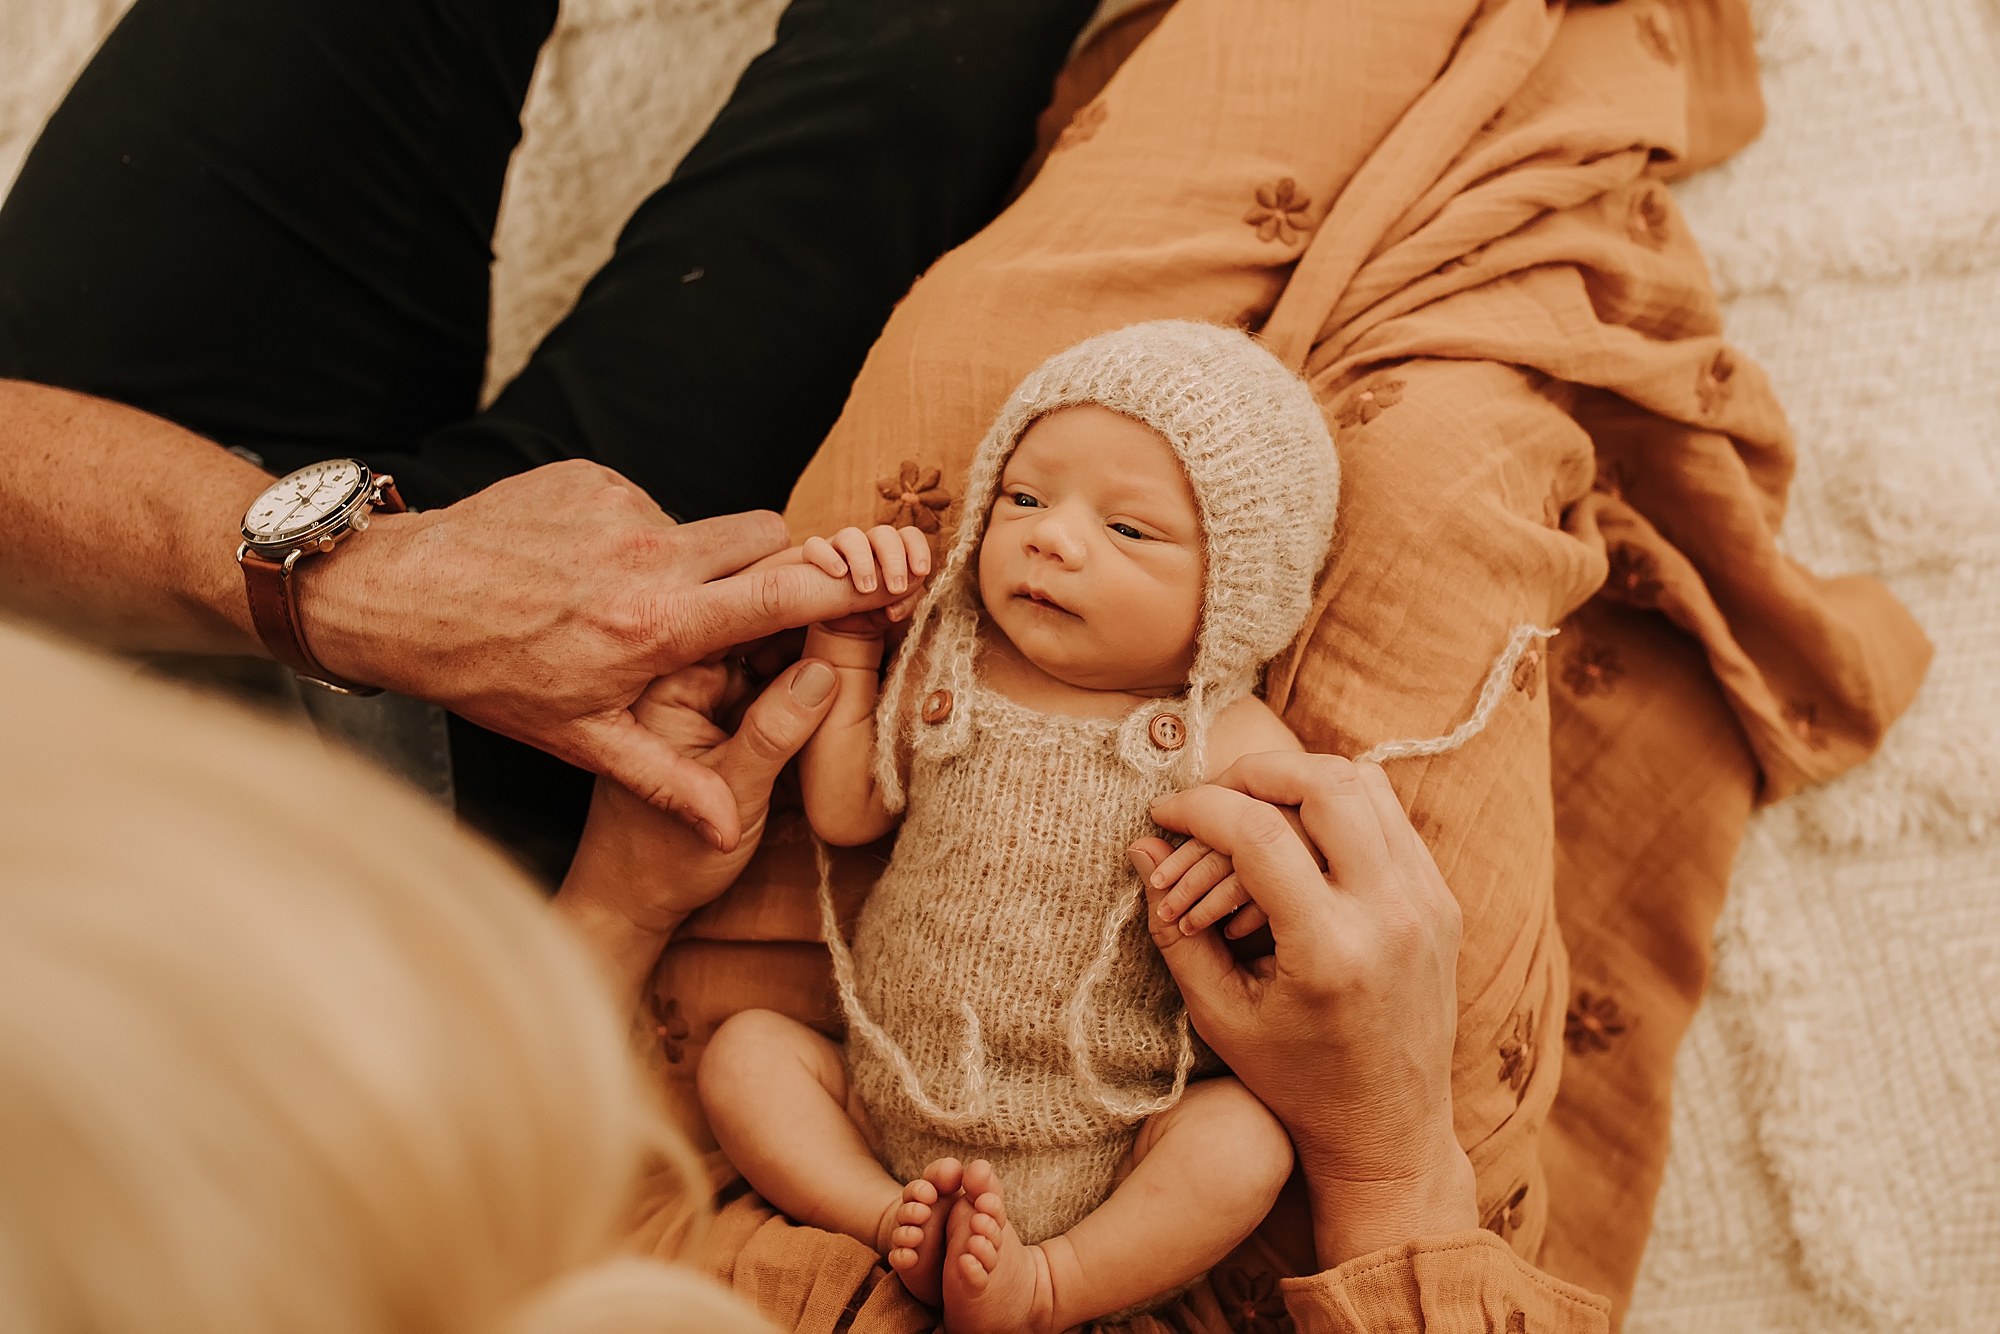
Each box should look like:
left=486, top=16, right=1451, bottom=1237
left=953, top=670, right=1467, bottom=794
left=878, top=1157, right=962, bottom=1307
left=942, top=1159, right=1056, bottom=1334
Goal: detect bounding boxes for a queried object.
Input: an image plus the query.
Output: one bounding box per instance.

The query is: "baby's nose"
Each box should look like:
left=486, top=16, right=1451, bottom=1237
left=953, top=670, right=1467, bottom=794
left=1025, top=513, right=1087, bottom=563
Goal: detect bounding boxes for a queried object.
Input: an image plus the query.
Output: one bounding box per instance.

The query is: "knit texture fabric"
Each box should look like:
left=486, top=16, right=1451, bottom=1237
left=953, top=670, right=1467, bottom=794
left=872, top=319, right=1340, bottom=809
left=831, top=320, right=1339, bottom=1244
left=842, top=687, right=1201, bottom=1245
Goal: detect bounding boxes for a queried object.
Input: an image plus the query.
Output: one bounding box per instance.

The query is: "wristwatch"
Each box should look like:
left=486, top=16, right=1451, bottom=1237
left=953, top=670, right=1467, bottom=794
left=237, top=458, right=406, bottom=695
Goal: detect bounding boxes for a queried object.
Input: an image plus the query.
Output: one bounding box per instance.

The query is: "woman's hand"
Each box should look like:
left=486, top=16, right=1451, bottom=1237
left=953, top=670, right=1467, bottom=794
left=554, top=656, right=840, bottom=1009
left=1132, top=753, right=1477, bottom=1270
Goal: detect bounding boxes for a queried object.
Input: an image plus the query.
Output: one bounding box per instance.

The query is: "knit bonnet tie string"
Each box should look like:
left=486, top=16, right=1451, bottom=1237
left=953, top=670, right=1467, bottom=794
left=1358, top=623, right=1558, bottom=764
left=816, top=842, right=993, bottom=1130
left=1062, top=877, right=1199, bottom=1121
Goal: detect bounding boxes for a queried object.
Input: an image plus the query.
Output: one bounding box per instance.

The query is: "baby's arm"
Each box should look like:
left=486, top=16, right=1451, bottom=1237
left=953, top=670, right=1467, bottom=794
left=1145, top=694, right=1303, bottom=938
left=798, top=524, right=929, bottom=846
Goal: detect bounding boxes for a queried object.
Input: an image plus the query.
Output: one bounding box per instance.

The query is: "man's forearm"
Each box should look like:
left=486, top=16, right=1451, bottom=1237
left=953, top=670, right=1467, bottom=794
left=0, top=380, right=268, bottom=654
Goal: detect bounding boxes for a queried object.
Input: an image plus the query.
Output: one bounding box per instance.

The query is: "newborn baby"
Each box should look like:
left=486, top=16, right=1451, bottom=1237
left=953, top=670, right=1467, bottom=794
left=698, top=322, right=1340, bottom=1333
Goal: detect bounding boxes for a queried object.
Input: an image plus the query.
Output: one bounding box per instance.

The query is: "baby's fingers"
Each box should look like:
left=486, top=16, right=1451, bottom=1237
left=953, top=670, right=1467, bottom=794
left=1145, top=837, right=1213, bottom=893
left=801, top=535, right=847, bottom=579
left=1222, top=902, right=1269, bottom=940
left=830, top=527, right=881, bottom=592
left=865, top=524, right=915, bottom=595
left=1180, top=873, right=1251, bottom=935
left=1155, top=847, right=1235, bottom=924
left=898, top=525, right=933, bottom=580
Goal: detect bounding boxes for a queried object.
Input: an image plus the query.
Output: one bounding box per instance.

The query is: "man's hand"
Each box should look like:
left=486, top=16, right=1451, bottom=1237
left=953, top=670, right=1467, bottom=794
left=555, top=655, right=841, bottom=1008
left=298, top=460, right=904, bottom=849
left=1133, top=753, right=1477, bottom=1268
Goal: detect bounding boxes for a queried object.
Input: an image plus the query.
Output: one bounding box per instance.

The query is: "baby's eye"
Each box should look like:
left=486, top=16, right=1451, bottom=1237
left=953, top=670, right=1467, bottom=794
left=1108, top=522, right=1147, bottom=541
left=1008, top=491, right=1042, bottom=509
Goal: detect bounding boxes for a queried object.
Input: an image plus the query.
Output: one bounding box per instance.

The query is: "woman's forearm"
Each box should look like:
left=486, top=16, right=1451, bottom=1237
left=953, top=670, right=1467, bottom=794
left=1301, top=1134, right=1480, bottom=1271
left=551, top=885, right=681, bottom=1018
left=0, top=379, right=270, bottom=653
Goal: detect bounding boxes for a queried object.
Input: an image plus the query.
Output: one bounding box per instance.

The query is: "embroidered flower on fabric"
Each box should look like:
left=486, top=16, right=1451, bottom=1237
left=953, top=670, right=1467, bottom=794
left=1334, top=378, right=1406, bottom=432
left=1629, top=186, right=1673, bottom=247
left=1603, top=542, right=1665, bottom=607
left=1637, top=8, right=1680, bottom=65
left=1053, top=99, right=1108, bottom=153
left=1560, top=640, right=1625, bottom=698
left=1213, top=1266, right=1292, bottom=1334
left=1696, top=348, right=1736, bottom=414
left=1784, top=698, right=1827, bottom=749
left=875, top=461, right=953, bottom=533
left=1483, top=1182, right=1530, bottom=1237
left=1244, top=178, right=1314, bottom=245
left=1565, top=990, right=1627, bottom=1055
left=1499, top=1009, right=1536, bottom=1093
left=1512, top=649, right=1544, bottom=701
left=651, top=996, right=694, bottom=1065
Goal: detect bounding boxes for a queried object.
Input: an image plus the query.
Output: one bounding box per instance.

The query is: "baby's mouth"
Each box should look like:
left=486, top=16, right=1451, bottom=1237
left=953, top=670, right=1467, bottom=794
left=1014, top=585, right=1077, bottom=617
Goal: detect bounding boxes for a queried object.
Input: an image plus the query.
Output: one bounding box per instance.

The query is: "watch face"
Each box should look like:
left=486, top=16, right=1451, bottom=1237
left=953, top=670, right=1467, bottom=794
left=242, top=460, right=366, bottom=546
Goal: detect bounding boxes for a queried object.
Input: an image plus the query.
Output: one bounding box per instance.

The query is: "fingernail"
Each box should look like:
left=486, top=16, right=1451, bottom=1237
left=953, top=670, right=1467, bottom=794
left=888, top=575, right=906, bottom=594
left=792, top=660, right=836, bottom=707
left=695, top=819, right=723, bottom=850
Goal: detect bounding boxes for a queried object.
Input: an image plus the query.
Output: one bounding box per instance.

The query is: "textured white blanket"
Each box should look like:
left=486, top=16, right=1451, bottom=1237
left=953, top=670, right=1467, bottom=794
left=3, top=1, right=1994, bottom=1327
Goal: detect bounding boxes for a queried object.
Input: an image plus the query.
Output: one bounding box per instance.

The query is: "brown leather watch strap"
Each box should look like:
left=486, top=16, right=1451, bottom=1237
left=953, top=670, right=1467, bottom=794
left=375, top=475, right=409, bottom=516
left=239, top=549, right=378, bottom=695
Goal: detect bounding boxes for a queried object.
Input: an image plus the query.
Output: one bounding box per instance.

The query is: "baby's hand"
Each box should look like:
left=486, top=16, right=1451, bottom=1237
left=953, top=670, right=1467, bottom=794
left=1142, top=837, right=1270, bottom=940
left=803, top=524, right=932, bottom=598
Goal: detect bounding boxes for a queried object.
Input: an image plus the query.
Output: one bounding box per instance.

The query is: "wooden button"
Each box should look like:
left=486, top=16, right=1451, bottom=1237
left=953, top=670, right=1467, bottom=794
left=922, top=689, right=953, bottom=724
left=1149, top=713, right=1186, bottom=750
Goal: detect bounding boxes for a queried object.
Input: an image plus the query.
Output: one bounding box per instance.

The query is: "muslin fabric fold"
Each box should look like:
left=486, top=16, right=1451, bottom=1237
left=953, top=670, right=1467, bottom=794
left=646, top=1, right=1930, bottom=1326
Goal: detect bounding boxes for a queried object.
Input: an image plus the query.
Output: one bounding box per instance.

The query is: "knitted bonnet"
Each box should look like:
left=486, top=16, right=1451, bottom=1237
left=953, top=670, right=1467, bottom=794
left=873, top=320, right=1340, bottom=806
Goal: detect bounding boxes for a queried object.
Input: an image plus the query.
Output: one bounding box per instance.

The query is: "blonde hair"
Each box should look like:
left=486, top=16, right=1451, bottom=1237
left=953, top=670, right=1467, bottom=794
left=0, top=621, right=763, bottom=1334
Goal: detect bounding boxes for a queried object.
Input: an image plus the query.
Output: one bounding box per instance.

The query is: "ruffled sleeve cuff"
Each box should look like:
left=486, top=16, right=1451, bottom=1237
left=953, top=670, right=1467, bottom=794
left=1280, top=1230, right=1611, bottom=1334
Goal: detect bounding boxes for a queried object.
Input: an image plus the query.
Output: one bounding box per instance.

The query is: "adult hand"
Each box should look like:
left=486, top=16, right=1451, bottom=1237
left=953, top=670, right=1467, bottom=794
left=554, top=654, right=841, bottom=1008
left=1132, top=753, right=1477, bottom=1269
left=297, top=459, right=905, bottom=848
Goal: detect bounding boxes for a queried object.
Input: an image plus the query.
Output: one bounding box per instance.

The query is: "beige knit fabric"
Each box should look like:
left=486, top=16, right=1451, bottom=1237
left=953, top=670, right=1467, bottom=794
left=835, top=686, right=1202, bottom=1245
left=822, top=321, right=1338, bottom=1245
left=873, top=320, right=1341, bottom=808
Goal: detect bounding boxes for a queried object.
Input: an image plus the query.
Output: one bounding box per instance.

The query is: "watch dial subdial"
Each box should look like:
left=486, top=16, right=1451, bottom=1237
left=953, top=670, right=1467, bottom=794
left=243, top=460, right=366, bottom=544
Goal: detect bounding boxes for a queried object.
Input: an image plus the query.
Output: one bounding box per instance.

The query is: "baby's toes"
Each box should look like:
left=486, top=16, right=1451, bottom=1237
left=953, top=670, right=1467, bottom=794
left=922, top=1156, right=964, bottom=1197
left=964, top=1228, right=1000, bottom=1272
left=957, top=1250, right=994, bottom=1289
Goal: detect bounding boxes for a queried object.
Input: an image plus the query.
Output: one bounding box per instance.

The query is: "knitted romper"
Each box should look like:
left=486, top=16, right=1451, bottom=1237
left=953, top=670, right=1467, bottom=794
left=841, top=682, right=1203, bottom=1246
left=818, top=320, right=1343, bottom=1249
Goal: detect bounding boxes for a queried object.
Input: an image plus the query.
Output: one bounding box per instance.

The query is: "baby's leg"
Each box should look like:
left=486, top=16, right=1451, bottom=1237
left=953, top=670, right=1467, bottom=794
left=699, top=1008, right=961, bottom=1304
left=943, top=1076, right=1293, bottom=1334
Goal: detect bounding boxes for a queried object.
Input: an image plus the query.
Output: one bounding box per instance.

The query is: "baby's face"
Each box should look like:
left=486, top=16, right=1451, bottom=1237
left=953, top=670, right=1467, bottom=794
left=977, top=405, right=1204, bottom=693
